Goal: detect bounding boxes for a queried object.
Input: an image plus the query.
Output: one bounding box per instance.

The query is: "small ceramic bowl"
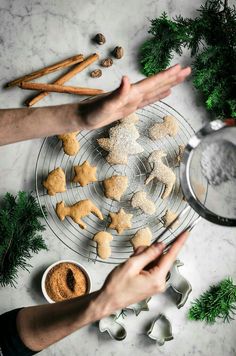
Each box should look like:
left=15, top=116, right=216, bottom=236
left=41, top=259, right=92, bottom=303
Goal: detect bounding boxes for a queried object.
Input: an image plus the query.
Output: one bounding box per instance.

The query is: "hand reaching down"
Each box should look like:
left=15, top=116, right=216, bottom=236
left=77, top=64, right=191, bottom=130
left=100, top=231, right=190, bottom=313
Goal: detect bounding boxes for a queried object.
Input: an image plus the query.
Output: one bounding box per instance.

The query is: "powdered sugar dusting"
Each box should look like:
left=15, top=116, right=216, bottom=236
left=201, top=140, right=236, bottom=185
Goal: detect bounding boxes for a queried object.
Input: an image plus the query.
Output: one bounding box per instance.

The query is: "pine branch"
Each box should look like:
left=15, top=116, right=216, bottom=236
left=188, top=278, right=236, bottom=324
left=139, top=0, right=236, bottom=119
left=0, top=192, right=47, bottom=287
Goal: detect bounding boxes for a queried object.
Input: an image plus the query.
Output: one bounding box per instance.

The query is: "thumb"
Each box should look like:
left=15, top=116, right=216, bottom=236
left=109, top=75, right=131, bottom=102
left=131, top=242, right=165, bottom=270
left=118, top=76, right=131, bottom=96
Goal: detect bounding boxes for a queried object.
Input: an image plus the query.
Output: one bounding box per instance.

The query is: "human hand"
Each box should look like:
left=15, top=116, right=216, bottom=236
left=100, top=231, right=189, bottom=313
left=77, top=64, right=191, bottom=130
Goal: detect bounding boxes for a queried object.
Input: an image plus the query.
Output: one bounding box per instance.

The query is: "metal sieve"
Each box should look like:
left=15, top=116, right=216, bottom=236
left=180, top=119, right=236, bottom=226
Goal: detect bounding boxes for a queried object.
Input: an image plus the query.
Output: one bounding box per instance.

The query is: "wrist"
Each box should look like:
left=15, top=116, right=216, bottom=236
left=49, top=103, right=82, bottom=134
left=89, top=289, right=118, bottom=320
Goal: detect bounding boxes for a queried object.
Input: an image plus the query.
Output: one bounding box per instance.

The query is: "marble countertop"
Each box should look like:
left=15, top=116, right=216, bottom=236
left=0, top=0, right=235, bottom=355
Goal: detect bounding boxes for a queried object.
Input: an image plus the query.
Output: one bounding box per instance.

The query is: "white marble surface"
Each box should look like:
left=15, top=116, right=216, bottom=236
left=0, top=0, right=236, bottom=355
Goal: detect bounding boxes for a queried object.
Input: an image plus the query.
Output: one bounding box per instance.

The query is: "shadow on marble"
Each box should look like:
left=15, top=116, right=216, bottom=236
left=29, top=264, right=49, bottom=304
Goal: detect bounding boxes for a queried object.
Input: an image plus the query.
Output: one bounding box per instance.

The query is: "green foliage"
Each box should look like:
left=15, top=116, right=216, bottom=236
left=188, top=278, right=236, bottom=324
left=140, top=13, right=188, bottom=75
left=0, top=191, right=47, bottom=287
left=140, top=0, right=236, bottom=119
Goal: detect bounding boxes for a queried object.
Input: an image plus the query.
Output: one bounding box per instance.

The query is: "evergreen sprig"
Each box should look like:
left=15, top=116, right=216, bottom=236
left=140, top=0, right=236, bottom=119
left=0, top=191, right=47, bottom=287
left=188, top=278, right=236, bottom=324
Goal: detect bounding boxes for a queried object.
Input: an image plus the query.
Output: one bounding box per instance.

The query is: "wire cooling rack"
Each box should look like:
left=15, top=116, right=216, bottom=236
left=35, top=102, right=197, bottom=264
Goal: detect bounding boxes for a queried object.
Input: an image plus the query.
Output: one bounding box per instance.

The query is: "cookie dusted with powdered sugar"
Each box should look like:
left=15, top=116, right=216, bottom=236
left=145, top=150, right=176, bottom=199
left=162, top=209, right=179, bottom=230
left=131, top=191, right=156, bottom=215
left=131, top=227, right=152, bottom=250
left=149, top=116, right=178, bottom=141
left=97, top=113, right=143, bottom=165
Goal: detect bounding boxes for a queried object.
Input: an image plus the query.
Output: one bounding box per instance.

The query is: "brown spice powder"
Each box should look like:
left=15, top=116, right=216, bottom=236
left=45, top=262, right=88, bottom=302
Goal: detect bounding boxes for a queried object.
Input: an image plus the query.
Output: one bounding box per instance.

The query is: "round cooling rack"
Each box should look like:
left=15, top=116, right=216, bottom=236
left=35, top=101, right=197, bottom=264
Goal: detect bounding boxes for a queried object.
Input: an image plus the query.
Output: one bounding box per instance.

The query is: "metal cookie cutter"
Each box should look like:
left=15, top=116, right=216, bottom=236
left=125, top=297, right=151, bottom=316
left=99, top=312, right=127, bottom=341
left=166, top=260, right=192, bottom=308
left=147, top=314, right=173, bottom=345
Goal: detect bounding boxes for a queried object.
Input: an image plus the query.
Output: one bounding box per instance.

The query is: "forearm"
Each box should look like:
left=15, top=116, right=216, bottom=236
left=0, top=104, right=80, bottom=146
left=16, top=290, right=112, bottom=352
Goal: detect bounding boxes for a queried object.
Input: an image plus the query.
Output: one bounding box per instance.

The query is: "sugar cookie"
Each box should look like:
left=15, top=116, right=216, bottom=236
left=145, top=150, right=176, bottom=199
left=97, top=113, right=143, bottom=165
left=43, top=167, right=66, bottom=196
left=149, top=115, right=178, bottom=141
left=120, top=112, right=139, bottom=125
left=109, top=208, right=133, bottom=234
left=162, top=210, right=179, bottom=229
left=131, top=227, right=152, bottom=250
left=131, top=191, right=156, bottom=215
left=103, top=175, right=128, bottom=201
left=56, top=199, right=103, bottom=229
left=73, top=161, right=97, bottom=186
left=93, top=231, right=113, bottom=259
left=58, top=131, right=80, bottom=156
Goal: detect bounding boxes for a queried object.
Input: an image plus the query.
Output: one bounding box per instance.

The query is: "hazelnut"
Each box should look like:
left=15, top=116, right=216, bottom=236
left=94, top=33, right=106, bottom=45
left=90, top=69, right=102, bottom=78
left=101, top=57, right=113, bottom=67
left=113, top=46, right=124, bottom=59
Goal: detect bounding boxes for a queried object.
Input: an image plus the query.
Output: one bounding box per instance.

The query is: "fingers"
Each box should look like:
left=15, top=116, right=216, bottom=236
left=131, top=242, right=166, bottom=270
left=137, top=64, right=182, bottom=89
left=131, top=246, right=148, bottom=256
left=157, top=231, right=190, bottom=276
left=135, top=65, right=191, bottom=96
left=138, top=89, right=171, bottom=108
left=136, top=67, right=190, bottom=108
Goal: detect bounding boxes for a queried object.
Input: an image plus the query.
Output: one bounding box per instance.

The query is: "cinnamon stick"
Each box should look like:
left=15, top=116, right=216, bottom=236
left=19, top=82, right=104, bottom=96
left=6, top=54, right=84, bottom=88
left=26, top=53, right=99, bottom=107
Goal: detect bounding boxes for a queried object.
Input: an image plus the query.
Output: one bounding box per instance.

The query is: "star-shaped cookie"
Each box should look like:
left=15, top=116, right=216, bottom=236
left=97, top=113, right=144, bottom=165
left=73, top=160, right=97, bottom=186
left=109, top=208, right=133, bottom=234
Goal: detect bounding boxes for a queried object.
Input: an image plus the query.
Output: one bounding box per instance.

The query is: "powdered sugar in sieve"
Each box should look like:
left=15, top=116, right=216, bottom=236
left=201, top=139, right=236, bottom=186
